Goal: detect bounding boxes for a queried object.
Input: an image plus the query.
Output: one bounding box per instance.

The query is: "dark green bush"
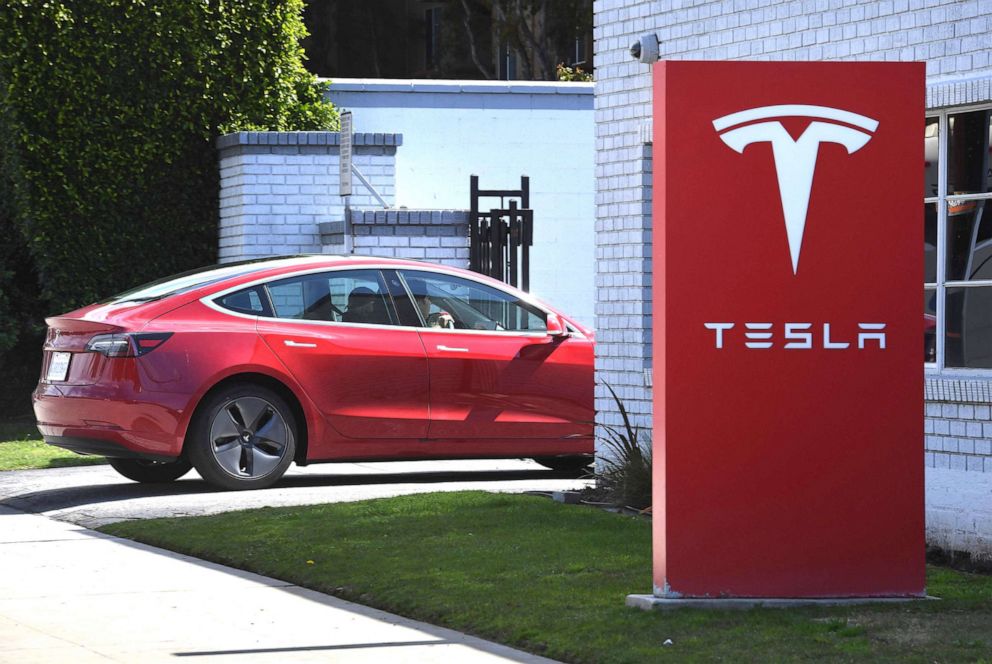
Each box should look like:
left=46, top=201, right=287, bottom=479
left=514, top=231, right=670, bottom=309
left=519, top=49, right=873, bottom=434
left=0, top=0, right=337, bottom=415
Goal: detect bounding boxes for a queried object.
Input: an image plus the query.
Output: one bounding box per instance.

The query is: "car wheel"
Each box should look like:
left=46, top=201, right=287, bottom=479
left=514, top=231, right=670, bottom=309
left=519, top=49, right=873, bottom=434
left=533, top=455, right=594, bottom=472
left=187, top=384, right=297, bottom=491
left=108, top=457, right=193, bottom=483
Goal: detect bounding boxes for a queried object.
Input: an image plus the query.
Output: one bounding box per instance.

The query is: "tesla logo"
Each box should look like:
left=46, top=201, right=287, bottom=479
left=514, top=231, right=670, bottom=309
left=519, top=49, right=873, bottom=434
left=704, top=322, right=886, bottom=350
left=713, top=105, right=879, bottom=274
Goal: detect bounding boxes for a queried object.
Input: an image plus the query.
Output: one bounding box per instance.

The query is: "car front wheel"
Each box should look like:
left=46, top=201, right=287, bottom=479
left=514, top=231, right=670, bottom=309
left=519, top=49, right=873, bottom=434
left=187, top=384, right=297, bottom=491
left=108, top=457, right=193, bottom=483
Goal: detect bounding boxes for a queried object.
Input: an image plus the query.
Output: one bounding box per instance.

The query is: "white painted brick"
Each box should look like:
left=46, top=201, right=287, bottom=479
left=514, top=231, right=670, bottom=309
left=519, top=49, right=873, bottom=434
left=966, top=455, right=986, bottom=472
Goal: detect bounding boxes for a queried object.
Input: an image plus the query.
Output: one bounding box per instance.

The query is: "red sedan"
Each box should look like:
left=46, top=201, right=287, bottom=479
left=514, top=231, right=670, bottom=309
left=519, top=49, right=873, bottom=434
left=34, top=256, right=594, bottom=490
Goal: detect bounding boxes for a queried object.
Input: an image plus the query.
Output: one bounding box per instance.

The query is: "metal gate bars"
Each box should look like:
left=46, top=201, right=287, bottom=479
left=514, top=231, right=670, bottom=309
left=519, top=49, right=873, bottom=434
left=469, top=175, right=533, bottom=291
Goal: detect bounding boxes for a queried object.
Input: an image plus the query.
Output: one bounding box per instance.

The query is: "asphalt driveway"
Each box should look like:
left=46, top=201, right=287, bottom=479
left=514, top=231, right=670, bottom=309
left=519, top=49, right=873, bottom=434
left=0, top=459, right=592, bottom=528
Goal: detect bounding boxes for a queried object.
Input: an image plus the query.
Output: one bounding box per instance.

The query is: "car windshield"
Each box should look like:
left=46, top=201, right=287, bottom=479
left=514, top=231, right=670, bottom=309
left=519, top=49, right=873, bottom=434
left=104, top=256, right=315, bottom=304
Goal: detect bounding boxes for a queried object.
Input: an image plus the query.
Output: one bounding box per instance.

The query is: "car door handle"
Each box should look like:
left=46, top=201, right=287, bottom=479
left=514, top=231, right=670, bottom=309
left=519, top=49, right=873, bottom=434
left=436, top=345, right=469, bottom=353
left=283, top=340, right=317, bottom=348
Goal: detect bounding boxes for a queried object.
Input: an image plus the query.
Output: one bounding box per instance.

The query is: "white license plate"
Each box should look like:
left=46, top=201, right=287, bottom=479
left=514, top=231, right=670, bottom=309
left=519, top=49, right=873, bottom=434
left=47, top=352, right=71, bottom=382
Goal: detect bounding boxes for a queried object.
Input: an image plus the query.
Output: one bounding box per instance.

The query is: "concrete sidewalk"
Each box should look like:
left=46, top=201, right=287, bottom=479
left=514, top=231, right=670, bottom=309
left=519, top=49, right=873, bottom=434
left=0, top=506, right=557, bottom=663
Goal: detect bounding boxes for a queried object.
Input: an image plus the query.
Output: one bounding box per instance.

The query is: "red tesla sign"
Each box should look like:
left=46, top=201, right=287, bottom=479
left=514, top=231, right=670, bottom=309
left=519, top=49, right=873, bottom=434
left=652, top=61, right=925, bottom=598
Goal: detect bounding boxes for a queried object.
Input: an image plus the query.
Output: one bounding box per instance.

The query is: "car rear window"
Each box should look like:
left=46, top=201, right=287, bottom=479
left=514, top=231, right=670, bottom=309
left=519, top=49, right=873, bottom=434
left=215, top=286, right=271, bottom=316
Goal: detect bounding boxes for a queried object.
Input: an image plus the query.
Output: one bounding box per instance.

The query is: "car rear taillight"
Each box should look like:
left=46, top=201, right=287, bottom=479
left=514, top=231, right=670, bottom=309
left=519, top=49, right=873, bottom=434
left=86, top=332, right=173, bottom=357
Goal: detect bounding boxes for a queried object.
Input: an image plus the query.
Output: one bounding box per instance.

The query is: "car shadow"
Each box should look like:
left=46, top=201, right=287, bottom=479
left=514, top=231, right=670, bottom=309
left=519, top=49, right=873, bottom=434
left=0, top=466, right=590, bottom=515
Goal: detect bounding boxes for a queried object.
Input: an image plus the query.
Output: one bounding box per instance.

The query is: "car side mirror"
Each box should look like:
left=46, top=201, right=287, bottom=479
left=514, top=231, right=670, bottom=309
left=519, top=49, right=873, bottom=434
left=546, top=313, right=568, bottom=338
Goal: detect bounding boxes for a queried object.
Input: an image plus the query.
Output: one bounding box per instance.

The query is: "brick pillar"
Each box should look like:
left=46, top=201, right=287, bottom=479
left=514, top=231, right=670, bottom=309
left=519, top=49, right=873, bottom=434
left=216, top=131, right=400, bottom=262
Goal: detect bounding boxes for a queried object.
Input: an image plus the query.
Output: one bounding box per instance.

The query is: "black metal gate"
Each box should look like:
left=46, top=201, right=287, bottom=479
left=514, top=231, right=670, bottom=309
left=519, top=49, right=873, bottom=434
left=469, top=175, right=533, bottom=291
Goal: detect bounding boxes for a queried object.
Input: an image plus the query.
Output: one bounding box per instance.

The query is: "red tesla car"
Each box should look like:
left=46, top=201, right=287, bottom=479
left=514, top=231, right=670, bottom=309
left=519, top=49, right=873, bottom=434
left=34, top=256, right=594, bottom=490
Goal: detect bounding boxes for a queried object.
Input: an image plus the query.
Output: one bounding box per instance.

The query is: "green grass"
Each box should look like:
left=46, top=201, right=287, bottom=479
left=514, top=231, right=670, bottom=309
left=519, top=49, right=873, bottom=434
left=0, top=422, right=106, bottom=471
left=101, top=492, right=992, bottom=664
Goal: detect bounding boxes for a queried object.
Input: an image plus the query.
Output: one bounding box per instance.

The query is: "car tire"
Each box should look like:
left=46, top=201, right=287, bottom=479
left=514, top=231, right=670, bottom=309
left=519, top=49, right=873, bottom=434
left=187, top=383, right=297, bottom=491
left=533, top=455, right=594, bottom=472
left=108, top=457, right=193, bottom=483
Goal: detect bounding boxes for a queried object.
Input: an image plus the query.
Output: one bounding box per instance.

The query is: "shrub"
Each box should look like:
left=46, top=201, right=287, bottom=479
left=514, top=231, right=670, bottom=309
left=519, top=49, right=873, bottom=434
left=585, top=384, right=652, bottom=510
left=0, top=0, right=337, bottom=414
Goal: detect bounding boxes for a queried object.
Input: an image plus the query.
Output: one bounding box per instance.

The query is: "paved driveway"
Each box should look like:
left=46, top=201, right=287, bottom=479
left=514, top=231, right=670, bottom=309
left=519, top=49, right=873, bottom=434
left=0, top=459, right=592, bottom=528
left=0, top=505, right=563, bottom=663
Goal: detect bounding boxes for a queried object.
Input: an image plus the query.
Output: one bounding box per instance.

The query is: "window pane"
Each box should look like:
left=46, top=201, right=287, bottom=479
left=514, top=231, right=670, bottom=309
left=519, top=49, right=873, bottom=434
left=945, top=286, right=992, bottom=368
left=947, top=109, right=991, bottom=196
left=217, top=287, right=268, bottom=316
left=946, top=199, right=992, bottom=281
left=402, top=271, right=547, bottom=332
left=266, top=270, right=396, bottom=325
left=925, top=202, right=937, bottom=283
left=924, top=288, right=936, bottom=363
left=924, top=116, right=939, bottom=198
left=267, top=280, right=305, bottom=319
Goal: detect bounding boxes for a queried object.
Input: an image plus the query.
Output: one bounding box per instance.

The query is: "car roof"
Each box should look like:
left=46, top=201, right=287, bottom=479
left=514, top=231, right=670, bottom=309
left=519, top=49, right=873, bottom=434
left=108, top=255, right=448, bottom=306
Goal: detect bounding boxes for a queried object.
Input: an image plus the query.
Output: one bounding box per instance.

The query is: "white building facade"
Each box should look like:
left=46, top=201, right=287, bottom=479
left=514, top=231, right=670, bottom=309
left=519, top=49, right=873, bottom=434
left=327, top=79, right=596, bottom=327
left=593, top=0, right=992, bottom=558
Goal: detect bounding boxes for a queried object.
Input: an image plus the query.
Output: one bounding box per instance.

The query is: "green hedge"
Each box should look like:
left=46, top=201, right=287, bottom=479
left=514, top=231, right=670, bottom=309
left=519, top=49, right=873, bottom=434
left=0, top=0, right=337, bottom=415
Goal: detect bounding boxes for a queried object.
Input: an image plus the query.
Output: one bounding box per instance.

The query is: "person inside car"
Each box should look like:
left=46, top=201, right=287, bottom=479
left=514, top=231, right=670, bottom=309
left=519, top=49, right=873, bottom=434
left=405, top=278, right=456, bottom=329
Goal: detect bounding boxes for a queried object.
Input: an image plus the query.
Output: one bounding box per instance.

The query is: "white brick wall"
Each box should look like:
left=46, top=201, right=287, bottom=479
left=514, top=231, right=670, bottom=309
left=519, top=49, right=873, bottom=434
left=326, top=210, right=471, bottom=266
left=594, top=0, right=992, bottom=553
left=927, top=467, right=992, bottom=559
left=217, top=132, right=398, bottom=261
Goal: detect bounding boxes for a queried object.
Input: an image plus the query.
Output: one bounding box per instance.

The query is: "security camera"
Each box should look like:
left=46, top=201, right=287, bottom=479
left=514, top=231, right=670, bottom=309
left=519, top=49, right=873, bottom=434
left=629, top=33, right=660, bottom=63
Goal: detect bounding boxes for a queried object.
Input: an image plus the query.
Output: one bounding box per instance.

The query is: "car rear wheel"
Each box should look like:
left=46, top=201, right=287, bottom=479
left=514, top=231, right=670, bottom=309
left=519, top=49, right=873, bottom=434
left=108, top=458, right=193, bottom=483
left=187, top=384, right=297, bottom=491
left=533, top=455, right=594, bottom=472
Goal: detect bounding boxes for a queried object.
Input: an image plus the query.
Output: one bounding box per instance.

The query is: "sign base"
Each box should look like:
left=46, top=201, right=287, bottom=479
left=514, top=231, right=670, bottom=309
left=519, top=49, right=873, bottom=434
left=626, top=594, right=937, bottom=611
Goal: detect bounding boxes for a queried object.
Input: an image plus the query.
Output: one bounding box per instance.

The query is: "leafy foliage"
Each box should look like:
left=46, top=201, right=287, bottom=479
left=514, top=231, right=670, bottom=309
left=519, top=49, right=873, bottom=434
left=588, top=384, right=652, bottom=509
left=0, top=0, right=336, bottom=414
left=556, top=63, right=593, bottom=82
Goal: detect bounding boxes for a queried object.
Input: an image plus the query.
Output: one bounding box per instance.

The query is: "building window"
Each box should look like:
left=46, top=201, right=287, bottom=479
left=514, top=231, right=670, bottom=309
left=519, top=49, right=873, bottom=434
left=424, top=7, right=442, bottom=69
left=499, top=43, right=518, bottom=80
left=926, top=106, right=992, bottom=369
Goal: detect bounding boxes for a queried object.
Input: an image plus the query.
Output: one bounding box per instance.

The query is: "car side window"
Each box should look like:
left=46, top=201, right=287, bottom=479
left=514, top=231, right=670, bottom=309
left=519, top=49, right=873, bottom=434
left=215, top=286, right=271, bottom=316
left=264, top=270, right=399, bottom=326
left=399, top=270, right=547, bottom=332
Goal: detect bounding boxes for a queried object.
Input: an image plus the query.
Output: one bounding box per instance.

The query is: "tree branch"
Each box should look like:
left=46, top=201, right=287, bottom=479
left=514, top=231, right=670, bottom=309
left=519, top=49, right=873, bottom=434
left=460, top=0, right=493, bottom=79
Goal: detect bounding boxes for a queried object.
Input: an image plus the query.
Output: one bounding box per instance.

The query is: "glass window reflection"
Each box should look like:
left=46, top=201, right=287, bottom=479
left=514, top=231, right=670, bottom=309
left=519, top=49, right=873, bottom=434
left=924, top=117, right=939, bottom=198
left=924, top=288, right=936, bottom=364
left=947, top=110, right=991, bottom=196
left=946, top=199, right=992, bottom=281
left=925, top=203, right=937, bottom=283
left=945, top=286, right=992, bottom=368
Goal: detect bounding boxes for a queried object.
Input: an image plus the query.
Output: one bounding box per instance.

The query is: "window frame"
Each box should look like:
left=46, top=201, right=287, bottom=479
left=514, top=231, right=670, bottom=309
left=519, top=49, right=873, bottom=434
left=927, top=103, right=992, bottom=374
left=396, top=269, right=550, bottom=335
left=201, top=263, right=588, bottom=339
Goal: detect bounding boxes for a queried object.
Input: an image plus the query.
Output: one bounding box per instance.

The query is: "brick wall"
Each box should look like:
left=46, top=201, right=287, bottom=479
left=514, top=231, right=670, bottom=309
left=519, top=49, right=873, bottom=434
left=925, top=379, right=992, bottom=473
left=216, top=132, right=399, bottom=261
left=320, top=210, right=470, bottom=267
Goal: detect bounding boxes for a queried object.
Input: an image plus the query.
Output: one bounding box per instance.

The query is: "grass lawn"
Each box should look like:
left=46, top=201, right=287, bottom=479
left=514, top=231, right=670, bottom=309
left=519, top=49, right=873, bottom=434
left=0, top=422, right=105, bottom=471
left=102, top=491, right=992, bottom=663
